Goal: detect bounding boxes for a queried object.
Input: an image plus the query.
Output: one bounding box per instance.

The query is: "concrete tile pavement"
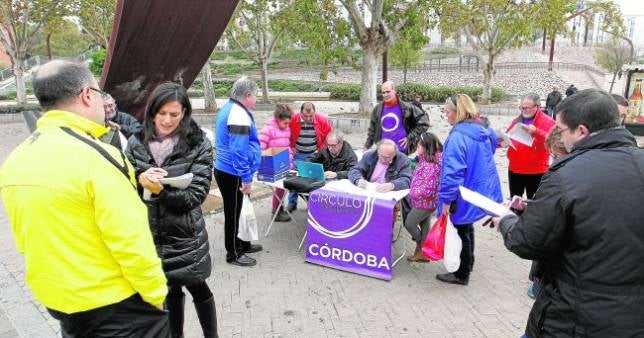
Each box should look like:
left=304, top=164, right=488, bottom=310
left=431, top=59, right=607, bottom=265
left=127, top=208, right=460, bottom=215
left=0, top=109, right=534, bottom=337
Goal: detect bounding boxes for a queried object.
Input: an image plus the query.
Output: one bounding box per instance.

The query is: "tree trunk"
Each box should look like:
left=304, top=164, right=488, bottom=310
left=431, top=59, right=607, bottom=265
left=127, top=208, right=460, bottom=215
left=609, top=71, right=617, bottom=93
left=201, top=61, right=217, bottom=112
left=481, top=53, right=494, bottom=105
left=46, top=33, right=53, bottom=60
left=542, top=29, right=547, bottom=52
left=548, top=36, right=556, bottom=71
left=260, top=57, right=270, bottom=104
left=320, top=58, right=329, bottom=81
left=403, top=66, right=407, bottom=84
left=382, top=50, right=388, bottom=83
left=14, top=60, right=27, bottom=105
left=583, top=21, right=590, bottom=47
left=455, top=30, right=461, bottom=47
left=359, top=48, right=378, bottom=115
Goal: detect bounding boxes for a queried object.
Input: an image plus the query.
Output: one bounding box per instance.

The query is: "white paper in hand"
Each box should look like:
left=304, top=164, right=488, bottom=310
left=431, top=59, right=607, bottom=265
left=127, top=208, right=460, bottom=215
left=459, top=186, right=510, bottom=217
left=158, top=173, right=194, bottom=189
left=497, top=129, right=516, bottom=150
left=508, top=123, right=533, bottom=147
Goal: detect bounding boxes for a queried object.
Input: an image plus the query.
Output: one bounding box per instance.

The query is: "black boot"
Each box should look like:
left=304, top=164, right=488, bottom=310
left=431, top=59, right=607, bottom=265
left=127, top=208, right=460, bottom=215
left=195, top=296, right=218, bottom=338
left=273, top=207, right=291, bottom=222
left=165, top=293, right=185, bottom=338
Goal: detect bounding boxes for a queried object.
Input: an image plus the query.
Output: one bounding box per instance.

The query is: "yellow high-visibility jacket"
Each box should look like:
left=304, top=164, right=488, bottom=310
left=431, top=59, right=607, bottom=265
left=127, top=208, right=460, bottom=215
left=0, top=110, right=167, bottom=313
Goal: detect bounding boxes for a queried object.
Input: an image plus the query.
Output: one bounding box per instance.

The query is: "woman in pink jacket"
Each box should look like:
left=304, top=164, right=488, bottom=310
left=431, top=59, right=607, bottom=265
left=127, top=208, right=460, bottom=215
left=259, top=104, right=293, bottom=222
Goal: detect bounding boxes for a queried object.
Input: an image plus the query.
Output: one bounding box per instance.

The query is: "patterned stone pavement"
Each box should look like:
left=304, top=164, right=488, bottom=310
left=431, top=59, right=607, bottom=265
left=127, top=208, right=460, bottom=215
left=1, top=106, right=535, bottom=338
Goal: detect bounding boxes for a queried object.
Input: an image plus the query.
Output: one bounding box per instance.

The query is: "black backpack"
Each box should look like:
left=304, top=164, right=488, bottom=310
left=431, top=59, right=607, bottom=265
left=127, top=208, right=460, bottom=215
left=283, top=176, right=324, bottom=193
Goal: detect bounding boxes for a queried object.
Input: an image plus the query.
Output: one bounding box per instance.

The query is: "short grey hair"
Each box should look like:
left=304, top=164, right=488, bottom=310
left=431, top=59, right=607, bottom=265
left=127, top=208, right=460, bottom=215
left=230, top=76, right=258, bottom=101
left=521, top=92, right=540, bottom=106
left=32, top=60, right=94, bottom=110
left=327, top=131, right=344, bottom=143
left=383, top=80, right=395, bottom=91
left=376, top=138, right=397, bottom=151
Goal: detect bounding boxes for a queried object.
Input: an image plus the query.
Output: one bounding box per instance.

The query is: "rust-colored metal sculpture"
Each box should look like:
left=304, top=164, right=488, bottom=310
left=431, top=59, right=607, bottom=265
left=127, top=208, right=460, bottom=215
left=101, top=0, right=239, bottom=120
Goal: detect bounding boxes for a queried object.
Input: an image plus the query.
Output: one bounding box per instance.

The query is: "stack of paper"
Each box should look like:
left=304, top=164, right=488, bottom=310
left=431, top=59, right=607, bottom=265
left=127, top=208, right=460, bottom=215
left=507, top=123, right=534, bottom=147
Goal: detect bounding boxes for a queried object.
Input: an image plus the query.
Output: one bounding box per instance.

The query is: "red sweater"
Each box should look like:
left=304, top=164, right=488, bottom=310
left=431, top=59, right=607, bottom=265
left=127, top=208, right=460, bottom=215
left=289, top=113, right=333, bottom=150
left=506, top=109, right=555, bottom=174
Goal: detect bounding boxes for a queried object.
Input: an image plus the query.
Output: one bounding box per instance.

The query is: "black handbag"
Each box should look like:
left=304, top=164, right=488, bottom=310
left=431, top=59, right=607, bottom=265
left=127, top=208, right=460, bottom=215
left=283, top=176, right=324, bottom=193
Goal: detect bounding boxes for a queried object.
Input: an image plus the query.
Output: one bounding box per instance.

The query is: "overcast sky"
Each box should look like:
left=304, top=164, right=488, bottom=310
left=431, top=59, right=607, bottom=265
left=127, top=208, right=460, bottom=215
left=613, top=0, right=644, bottom=16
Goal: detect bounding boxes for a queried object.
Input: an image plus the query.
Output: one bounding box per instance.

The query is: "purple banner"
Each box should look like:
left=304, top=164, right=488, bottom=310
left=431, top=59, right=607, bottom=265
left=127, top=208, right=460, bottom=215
left=305, top=188, right=396, bottom=280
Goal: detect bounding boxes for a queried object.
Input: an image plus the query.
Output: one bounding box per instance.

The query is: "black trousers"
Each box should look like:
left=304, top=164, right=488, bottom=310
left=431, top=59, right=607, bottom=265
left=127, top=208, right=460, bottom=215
left=508, top=171, right=544, bottom=200
left=47, top=294, right=169, bottom=338
left=214, top=169, right=250, bottom=260
left=168, top=281, right=213, bottom=303
left=454, top=223, right=474, bottom=279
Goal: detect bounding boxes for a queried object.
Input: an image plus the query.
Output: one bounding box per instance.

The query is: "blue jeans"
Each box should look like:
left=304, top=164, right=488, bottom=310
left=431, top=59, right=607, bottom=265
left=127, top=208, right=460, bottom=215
left=288, top=152, right=313, bottom=207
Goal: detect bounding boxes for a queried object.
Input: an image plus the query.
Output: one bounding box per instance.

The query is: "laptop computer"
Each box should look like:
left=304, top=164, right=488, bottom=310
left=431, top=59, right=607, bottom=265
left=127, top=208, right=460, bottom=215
left=294, top=161, right=325, bottom=182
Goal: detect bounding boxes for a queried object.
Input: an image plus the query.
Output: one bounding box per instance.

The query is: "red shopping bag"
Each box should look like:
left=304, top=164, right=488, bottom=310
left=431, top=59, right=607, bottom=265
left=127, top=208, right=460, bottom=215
left=421, top=214, right=447, bottom=261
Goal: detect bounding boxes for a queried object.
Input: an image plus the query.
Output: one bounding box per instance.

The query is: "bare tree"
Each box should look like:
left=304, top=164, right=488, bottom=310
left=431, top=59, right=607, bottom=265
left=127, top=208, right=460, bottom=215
left=0, top=0, right=66, bottom=104
left=76, top=0, right=115, bottom=48
left=225, top=0, right=292, bottom=103
left=201, top=61, right=217, bottom=112
left=594, top=37, right=634, bottom=93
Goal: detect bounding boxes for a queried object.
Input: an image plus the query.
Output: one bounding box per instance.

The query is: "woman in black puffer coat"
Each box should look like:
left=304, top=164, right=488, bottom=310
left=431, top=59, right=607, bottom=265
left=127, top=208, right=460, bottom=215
left=125, top=82, right=216, bottom=338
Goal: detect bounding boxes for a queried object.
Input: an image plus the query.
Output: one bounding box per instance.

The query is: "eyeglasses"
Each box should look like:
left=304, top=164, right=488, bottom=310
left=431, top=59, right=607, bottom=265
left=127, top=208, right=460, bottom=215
left=519, top=105, right=537, bottom=111
left=327, top=142, right=340, bottom=148
left=555, top=126, right=570, bottom=133
left=88, top=87, right=109, bottom=100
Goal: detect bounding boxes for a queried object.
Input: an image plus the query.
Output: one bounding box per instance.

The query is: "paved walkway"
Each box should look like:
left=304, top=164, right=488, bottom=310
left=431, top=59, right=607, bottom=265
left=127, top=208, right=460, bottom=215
left=0, top=109, right=534, bottom=337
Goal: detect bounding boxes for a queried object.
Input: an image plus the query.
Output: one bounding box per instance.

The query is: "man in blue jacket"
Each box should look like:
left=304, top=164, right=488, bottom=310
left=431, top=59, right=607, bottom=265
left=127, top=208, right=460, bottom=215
left=214, top=77, right=262, bottom=267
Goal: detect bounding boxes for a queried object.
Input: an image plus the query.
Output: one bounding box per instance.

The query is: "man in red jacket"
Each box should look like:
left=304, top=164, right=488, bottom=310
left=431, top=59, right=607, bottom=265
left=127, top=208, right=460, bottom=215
left=506, top=93, right=555, bottom=199
left=287, top=102, right=333, bottom=211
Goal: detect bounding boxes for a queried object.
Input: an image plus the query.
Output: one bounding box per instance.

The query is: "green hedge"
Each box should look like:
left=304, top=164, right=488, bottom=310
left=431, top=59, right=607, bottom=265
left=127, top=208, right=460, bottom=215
left=89, top=49, right=106, bottom=76
left=211, top=50, right=251, bottom=61
left=190, top=79, right=507, bottom=103
left=322, top=83, right=506, bottom=102
left=0, top=103, right=41, bottom=114
left=193, top=79, right=320, bottom=97
left=0, top=87, right=34, bottom=101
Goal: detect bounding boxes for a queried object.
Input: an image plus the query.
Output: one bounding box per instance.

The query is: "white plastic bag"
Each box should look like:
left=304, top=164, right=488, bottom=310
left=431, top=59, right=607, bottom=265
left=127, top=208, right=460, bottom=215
left=443, top=217, right=462, bottom=272
left=238, top=195, right=258, bottom=241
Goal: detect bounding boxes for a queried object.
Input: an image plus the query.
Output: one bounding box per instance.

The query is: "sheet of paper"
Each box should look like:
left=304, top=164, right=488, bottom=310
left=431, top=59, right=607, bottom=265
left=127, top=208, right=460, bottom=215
left=324, top=179, right=409, bottom=201
left=508, top=123, right=534, bottom=147
left=158, top=173, right=194, bottom=189
left=459, top=186, right=510, bottom=217
left=497, top=129, right=516, bottom=150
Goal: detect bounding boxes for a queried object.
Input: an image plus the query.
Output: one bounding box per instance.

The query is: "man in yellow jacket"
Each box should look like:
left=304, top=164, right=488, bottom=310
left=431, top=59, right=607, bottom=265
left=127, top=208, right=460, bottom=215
left=0, top=60, right=169, bottom=337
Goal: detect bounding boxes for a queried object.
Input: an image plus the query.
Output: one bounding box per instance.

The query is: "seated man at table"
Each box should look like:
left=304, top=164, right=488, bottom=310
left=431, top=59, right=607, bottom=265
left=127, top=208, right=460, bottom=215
left=310, top=131, right=358, bottom=180
left=348, top=139, right=411, bottom=193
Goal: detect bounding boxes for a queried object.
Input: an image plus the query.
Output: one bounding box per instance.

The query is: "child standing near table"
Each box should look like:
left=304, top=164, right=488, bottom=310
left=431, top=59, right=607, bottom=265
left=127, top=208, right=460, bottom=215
left=259, top=103, right=293, bottom=222
left=405, top=132, right=443, bottom=262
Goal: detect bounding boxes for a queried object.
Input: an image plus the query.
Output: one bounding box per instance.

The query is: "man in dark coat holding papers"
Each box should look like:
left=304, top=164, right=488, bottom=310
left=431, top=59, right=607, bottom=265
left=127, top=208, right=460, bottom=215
left=493, top=89, right=644, bottom=338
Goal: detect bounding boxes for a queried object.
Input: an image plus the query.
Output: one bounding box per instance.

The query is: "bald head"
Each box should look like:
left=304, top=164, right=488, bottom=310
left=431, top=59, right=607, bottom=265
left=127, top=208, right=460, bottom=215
left=381, top=81, right=397, bottom=103
left=33, top=60, right=95, bottom=110
left=376, top=139, right=397, bottom=164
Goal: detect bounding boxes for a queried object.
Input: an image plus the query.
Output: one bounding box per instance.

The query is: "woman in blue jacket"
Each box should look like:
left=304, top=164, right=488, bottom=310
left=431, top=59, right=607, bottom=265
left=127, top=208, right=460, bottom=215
left=436, top=94, right=503, bottom=285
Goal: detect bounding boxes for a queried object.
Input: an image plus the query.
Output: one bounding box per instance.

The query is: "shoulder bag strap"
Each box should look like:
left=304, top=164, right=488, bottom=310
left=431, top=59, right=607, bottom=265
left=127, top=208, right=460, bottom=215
left=60, top=126, right=135, bottom=189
